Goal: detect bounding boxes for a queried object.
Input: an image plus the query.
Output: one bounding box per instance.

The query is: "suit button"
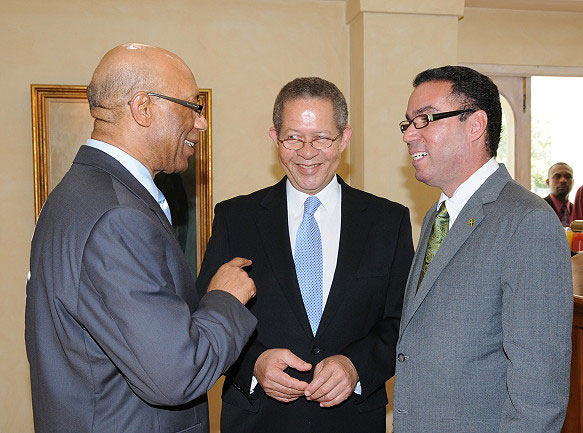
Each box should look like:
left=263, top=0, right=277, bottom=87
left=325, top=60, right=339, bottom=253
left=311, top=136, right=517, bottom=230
left=312, top=346, right=321, bottom=355
left=397, top=353, right=407, bottom=362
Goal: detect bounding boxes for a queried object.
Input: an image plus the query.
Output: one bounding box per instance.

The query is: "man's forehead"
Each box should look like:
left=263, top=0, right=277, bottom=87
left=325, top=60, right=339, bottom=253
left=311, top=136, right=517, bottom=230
left=407, top=81, right=453, bottom=115
left=551, top=165, right=573, bottom=175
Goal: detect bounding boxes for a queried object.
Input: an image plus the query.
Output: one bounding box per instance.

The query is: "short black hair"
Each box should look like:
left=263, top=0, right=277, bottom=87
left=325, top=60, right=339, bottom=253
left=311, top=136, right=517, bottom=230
left=272, top=77, right=348, bottom=135
left=547, top=162, right=573, bottom=178
left=413, top=66, right=502, bottom=157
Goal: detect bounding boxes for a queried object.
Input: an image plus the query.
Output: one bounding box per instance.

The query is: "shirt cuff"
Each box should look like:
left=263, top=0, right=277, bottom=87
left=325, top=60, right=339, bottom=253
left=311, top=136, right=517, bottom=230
left=250, top=375, right=258, bottom=394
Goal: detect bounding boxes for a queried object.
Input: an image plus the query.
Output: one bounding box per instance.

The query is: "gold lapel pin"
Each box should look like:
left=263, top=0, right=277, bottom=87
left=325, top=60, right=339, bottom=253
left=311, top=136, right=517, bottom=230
left=468, top=218, right=475, bottom=227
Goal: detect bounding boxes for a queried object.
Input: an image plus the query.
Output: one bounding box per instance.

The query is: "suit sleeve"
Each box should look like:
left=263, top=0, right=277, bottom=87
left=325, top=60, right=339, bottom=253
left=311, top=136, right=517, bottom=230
left=78, top=207, right=257, bottom=407
left=196, top=202, right=267, bottom=396
left=499, top=209, right=572, bottom=433
left=341, top=206, right=414, bottom=402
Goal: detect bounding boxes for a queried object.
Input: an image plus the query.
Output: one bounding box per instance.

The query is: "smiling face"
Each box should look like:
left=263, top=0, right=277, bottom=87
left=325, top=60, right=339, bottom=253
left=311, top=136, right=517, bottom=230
left=270, top=98, right=351, bottom=195
left=150, top=66, right=208, bottom=174
left=403, top=80, right=484, bottom=197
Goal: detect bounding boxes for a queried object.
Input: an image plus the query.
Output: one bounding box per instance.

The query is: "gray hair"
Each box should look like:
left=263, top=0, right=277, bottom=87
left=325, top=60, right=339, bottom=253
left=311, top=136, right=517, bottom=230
left=272, top=77, right=348, bottom=134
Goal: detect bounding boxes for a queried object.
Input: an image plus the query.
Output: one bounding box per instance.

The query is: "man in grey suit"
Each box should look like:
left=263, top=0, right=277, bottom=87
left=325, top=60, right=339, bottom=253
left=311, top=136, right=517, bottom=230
left=393, top=65, right=573, bottom=433
left=25, top=43, right=257, bottom=433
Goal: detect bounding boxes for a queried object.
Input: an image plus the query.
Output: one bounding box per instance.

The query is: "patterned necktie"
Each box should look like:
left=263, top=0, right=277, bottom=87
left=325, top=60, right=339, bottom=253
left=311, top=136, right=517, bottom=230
left=157, top=190, right=172, bottom=224
left=295, top=196, right=323, bottom=336
left=560, top=203, right=570, bottom=227
left=417, top=201, right=449, bottom=292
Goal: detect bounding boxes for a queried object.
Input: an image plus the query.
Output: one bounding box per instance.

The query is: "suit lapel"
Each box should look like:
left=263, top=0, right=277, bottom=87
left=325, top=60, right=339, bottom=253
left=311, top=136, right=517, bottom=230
left=400, top=165, right=512, bottom=336
left=255, top=179, right=315, bottom=339
left=400, top=207, right=435, bottom=331
left=73, top=146, right=175, bottom=236
left=315, top=179, right=369, bottom=339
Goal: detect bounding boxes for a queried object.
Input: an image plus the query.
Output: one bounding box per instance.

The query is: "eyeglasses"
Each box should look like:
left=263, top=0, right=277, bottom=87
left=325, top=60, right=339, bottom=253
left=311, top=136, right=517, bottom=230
left=399, top=109, right=475, bottom=133
left=277, top=134, right=341, bottom=150
left=148, top=92, right=204, bottom=116
left=128, top=92, right=204, bottom=116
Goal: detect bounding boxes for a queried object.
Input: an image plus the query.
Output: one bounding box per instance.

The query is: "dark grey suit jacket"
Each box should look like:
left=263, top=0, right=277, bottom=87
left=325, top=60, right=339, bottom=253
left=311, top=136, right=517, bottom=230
left=25, top=145, right=257, bottom=433
left=394, top=165, right=573, bottom=433
left=196, top=176, right=414, bottom=433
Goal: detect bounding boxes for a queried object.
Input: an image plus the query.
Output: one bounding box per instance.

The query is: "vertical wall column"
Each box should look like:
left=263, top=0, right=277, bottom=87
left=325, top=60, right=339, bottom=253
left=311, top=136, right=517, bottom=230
left=347, top=0, right=463, bottom=239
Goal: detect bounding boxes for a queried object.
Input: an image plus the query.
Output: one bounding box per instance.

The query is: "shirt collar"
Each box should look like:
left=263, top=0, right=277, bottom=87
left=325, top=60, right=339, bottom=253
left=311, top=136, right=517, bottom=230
left=84, top=139, right=161, bottom=202
left=549, top=193, right=571, bottom=213
left=438, top=158, right=499, bottom=223
left=286, top=175, right=341, bottom=216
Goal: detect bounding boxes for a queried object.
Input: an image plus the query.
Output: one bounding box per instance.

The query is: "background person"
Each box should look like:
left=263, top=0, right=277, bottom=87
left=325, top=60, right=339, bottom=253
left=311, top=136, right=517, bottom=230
left=544, top=162, right=574, bottom=226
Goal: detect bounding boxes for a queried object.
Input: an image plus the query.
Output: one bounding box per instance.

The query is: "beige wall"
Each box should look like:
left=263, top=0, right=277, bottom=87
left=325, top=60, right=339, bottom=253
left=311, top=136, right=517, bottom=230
left=460, top=8, right=583, bottom=67
left=0, top=1, right=347, bottom=432
left=3, top=1, right=583, bottom=432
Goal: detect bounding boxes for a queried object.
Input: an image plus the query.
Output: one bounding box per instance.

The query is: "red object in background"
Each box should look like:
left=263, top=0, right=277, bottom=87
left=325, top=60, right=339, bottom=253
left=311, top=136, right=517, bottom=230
left=573, top=232, right=583, bottom=253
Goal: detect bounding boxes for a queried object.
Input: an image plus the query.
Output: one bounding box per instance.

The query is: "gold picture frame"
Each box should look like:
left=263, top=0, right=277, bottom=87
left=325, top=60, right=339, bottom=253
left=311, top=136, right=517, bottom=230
left=31, top=84, right=213, bottom=271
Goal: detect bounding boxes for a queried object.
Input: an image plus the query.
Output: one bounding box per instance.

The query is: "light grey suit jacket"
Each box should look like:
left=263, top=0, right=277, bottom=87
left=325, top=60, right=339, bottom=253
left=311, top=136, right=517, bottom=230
left=26, top=146, right=257, bottom=433
left=393, top=165, right=573, bottom=433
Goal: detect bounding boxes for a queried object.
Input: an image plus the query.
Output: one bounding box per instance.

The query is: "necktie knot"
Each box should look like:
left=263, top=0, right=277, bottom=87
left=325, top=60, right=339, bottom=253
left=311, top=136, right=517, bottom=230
left=436, top=201, right=449, bottom=221
left=303, top=196, right=321, bottom=217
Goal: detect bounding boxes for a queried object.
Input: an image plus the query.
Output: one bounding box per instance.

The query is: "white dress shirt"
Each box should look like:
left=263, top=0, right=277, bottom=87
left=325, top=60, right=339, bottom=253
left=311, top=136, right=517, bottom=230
left=438, top=158, right=499, bottom=228
left=250, top=175, right=362, bottom=394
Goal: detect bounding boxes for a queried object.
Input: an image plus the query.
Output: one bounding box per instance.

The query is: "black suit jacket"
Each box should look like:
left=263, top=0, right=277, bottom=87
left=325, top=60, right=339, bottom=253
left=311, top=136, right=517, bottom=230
left=196, top=176, right=414, bottom=433
left=25, top=146, right=256, bottom=433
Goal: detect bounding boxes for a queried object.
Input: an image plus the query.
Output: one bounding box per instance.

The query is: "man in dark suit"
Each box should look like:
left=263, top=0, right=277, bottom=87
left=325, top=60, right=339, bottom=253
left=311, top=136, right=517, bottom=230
left=196, top=77, right=414, bottom=433
left=543, top=162, right=574, bottom=226
left=25, top=43, right=257, bottom=433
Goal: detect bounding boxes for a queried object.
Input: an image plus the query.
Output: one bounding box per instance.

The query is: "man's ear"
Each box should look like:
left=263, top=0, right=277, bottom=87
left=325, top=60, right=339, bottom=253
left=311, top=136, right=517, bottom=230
left=468, top=110, right=488, bottom=142
left=339, top=125, right=352, bottom=153
left=546, top=178, right=550, bottom=187
left=269, top=127, right=279, bottom=146
left=129, top=93, right=153, bottom=127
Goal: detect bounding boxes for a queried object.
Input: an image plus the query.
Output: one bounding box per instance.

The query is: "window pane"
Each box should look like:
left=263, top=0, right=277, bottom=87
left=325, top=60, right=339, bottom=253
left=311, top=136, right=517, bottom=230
left=531, top=76, right=583, bottom=199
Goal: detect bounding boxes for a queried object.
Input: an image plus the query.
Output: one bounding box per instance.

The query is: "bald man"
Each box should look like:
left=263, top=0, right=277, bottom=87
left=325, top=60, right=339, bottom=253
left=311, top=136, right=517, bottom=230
left=25, top=43, right=257, bottom=433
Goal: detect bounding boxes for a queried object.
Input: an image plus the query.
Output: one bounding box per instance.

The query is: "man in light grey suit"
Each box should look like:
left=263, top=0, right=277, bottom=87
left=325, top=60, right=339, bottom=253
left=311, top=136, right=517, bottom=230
left=25, top=43, right=257, bottom=433
left=393, top=66, right=573, bottom=433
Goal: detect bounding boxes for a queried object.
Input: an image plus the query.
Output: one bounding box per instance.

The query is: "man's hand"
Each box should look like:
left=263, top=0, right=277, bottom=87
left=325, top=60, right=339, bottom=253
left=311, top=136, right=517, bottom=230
left=207, top=257, right=256, bottom=305
left=254, top=348, right=312, bottom=403
left=304, top=355, right=358, bottom=407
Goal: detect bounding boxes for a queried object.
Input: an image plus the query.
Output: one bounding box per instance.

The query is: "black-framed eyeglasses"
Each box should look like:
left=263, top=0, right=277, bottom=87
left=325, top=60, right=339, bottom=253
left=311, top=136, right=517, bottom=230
left=128, top=92, right=204, bottom=116
left=277, top=134, right=341, bottom=150
left=399, top=109, right=475, bottom=133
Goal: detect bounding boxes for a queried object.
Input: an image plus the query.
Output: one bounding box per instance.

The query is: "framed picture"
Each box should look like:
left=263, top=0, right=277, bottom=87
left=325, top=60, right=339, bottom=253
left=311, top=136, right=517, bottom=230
left=31, top=84, right=213, bottom=273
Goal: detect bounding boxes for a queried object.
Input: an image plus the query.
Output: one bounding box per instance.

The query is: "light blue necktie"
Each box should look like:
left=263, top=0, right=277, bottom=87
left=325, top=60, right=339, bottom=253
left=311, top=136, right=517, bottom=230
left=157, top=190, right=172, bottom=224
left=295, top=196, right=323, bottom=336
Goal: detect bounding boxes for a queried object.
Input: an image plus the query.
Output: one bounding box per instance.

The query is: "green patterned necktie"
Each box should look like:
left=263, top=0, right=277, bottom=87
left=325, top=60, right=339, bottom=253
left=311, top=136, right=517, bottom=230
left=417, top=201, right=449, bottom=292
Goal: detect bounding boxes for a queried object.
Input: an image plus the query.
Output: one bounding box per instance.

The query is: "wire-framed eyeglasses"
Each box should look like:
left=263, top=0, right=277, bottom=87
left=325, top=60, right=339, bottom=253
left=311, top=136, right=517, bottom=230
left=277, top=134, right=341, bottom=150
left=399, top=109, right=475, bottom=133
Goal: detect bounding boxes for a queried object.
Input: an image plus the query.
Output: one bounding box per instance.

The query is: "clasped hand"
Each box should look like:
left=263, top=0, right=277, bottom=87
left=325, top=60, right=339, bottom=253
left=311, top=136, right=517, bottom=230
left=253, top=349, right=358, bottom=407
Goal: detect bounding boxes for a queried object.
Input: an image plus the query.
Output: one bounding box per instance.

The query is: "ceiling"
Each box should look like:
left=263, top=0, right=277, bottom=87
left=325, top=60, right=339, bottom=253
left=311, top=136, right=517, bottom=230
left=465, top=0, right=583, bottom=12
